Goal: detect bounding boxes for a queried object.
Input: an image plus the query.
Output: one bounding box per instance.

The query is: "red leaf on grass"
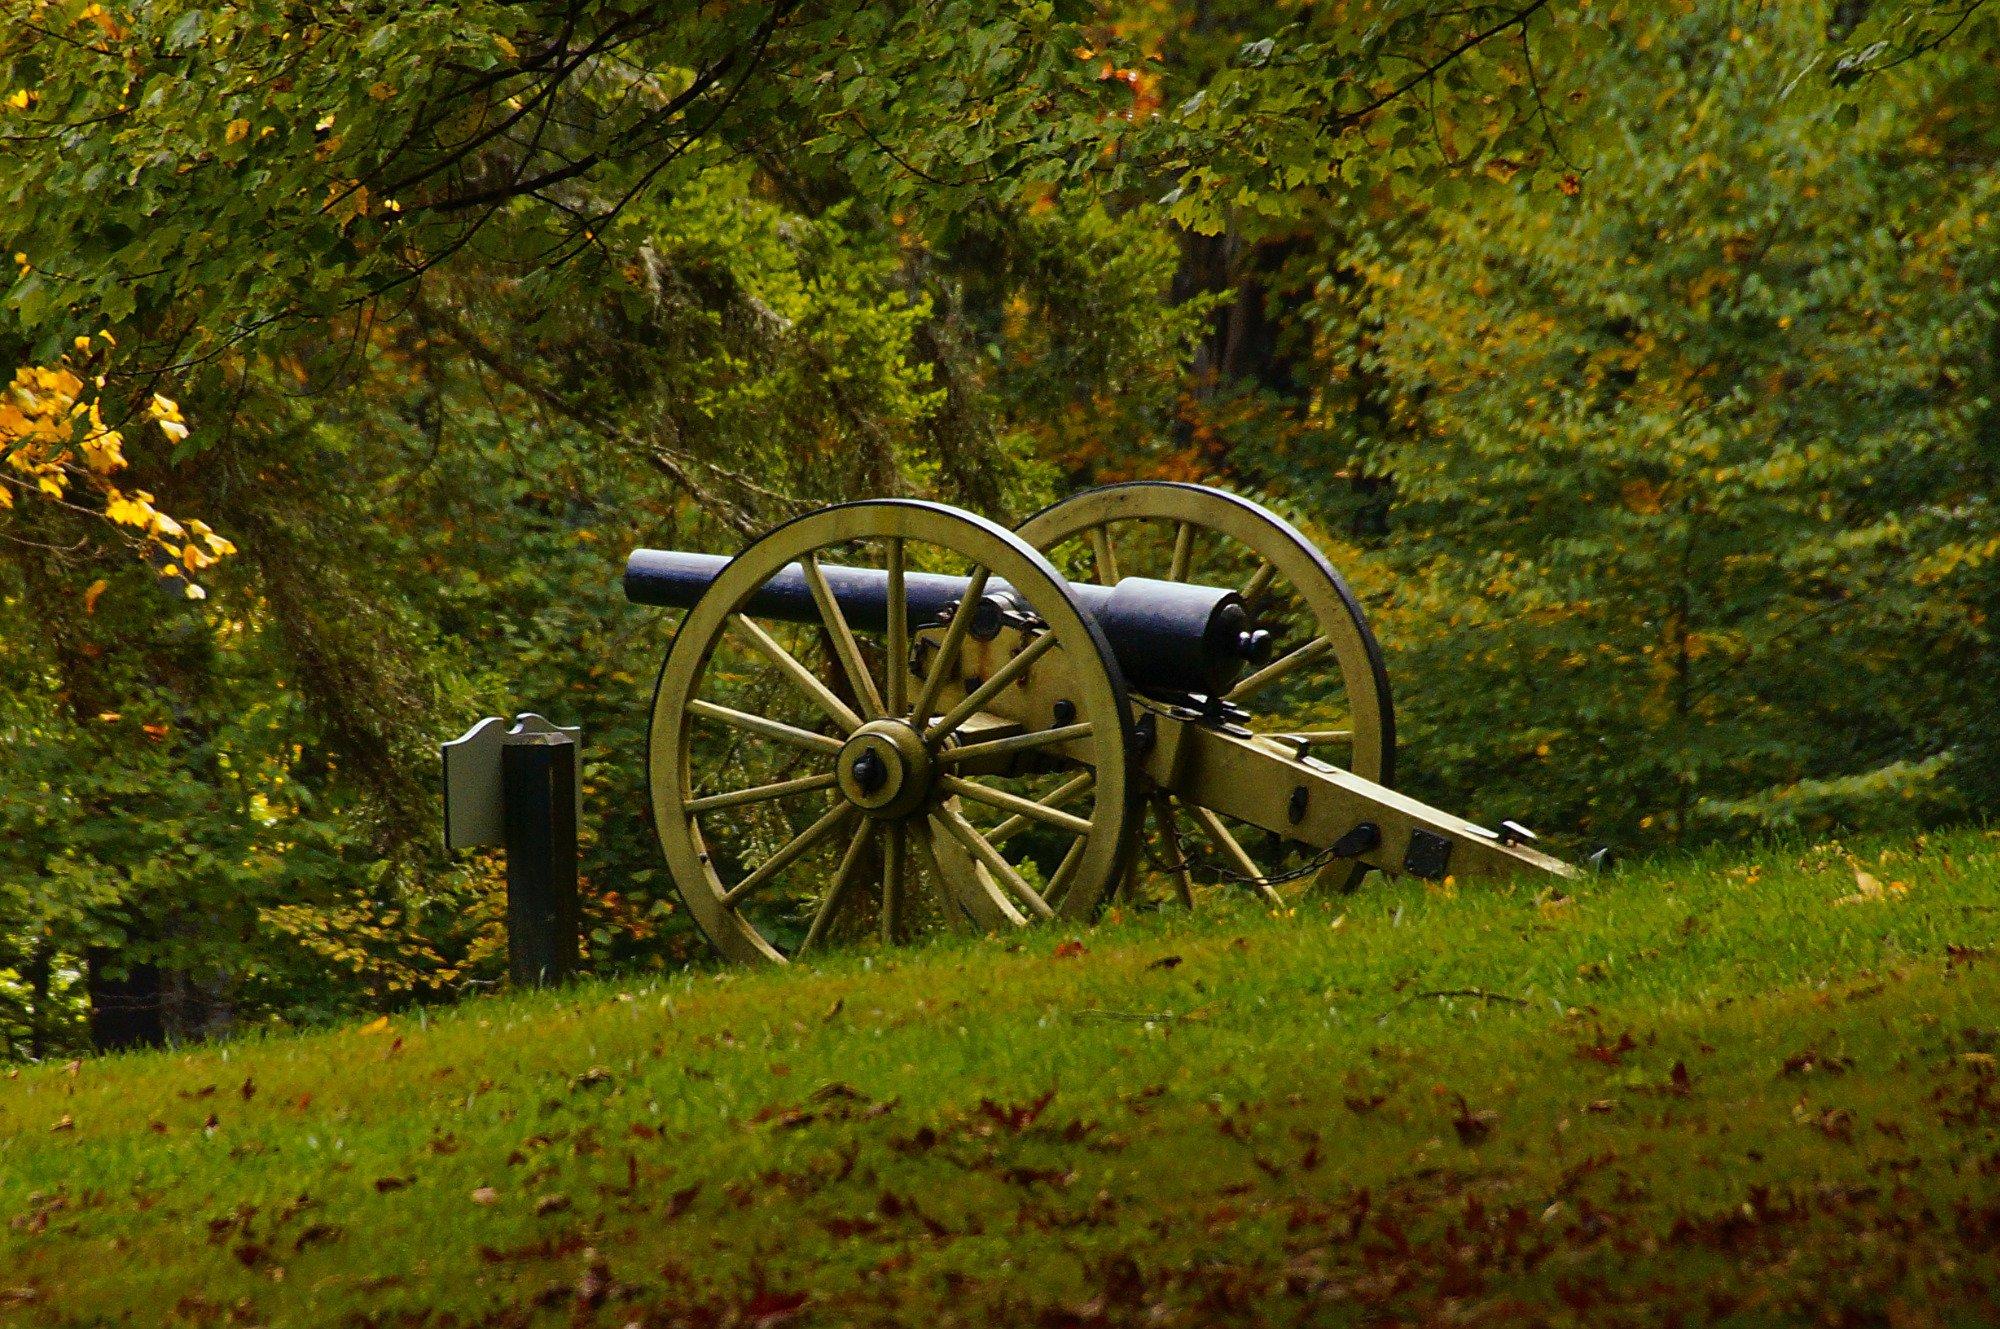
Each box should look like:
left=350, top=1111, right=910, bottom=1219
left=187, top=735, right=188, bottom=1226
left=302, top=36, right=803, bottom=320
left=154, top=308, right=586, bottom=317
left=742, top=1289, right=808, bottom=1327
left=978, top=1089, right=1056, bottom=1132
left=1575, top=1031, right=1637, bottom=1065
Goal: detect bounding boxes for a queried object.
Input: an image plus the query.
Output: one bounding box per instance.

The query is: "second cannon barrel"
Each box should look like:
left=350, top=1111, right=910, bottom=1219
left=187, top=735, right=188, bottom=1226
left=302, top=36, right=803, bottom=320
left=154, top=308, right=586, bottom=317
left=623, top=548, right=1268, bottom=700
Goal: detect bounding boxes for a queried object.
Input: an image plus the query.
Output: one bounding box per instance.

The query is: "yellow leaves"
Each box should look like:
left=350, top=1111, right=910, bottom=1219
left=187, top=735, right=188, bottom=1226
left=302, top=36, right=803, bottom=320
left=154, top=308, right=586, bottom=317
left=79, top=431, right=125, bottom=473
left=225, top=117, right=251, bottom=145
left=79, top=399, right=126, bottom=473
left=83, top=579, right=108, bottom=614
left=493, top=33, right=518, bottom=59
left=149, top=392, right=189, bottom=442
left=359, top=1015, right=391, bottom=1035
left=78, top=3, right=125, bottom=38
left=182, top=519, right=235, bottom=571
left=5, top=356, right=231, bottom=590
left=102, top=487, right=154, bottom=528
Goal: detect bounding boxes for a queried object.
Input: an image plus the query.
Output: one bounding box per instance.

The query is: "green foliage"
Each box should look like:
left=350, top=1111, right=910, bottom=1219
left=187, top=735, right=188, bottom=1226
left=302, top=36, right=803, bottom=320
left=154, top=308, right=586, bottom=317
left=1, top=831, right=1997, bottom=1321
left=1241, top=3, right=2000, bottom=848
left=6, top=0, right=2000, bottom=1050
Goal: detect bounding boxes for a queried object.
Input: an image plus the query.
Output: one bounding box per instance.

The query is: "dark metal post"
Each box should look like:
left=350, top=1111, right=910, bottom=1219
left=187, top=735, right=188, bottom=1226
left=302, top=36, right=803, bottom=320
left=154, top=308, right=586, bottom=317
left=501, top=732, right=580, bottom=987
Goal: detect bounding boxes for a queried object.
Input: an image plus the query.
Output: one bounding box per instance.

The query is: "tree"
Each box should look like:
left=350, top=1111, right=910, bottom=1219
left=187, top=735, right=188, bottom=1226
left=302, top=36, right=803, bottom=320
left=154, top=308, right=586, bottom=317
left=1314, top=2, right=2000, bottom=846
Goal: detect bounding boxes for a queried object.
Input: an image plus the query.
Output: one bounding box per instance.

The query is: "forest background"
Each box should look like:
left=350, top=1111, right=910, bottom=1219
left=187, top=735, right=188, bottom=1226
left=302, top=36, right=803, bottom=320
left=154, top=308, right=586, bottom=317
left=3, top=0, right=1997, bottom=1054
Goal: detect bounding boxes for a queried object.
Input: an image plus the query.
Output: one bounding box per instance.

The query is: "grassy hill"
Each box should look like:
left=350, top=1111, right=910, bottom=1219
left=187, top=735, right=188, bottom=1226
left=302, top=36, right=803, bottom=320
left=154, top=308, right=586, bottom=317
left=4, top=832, right=1999, bottom=1327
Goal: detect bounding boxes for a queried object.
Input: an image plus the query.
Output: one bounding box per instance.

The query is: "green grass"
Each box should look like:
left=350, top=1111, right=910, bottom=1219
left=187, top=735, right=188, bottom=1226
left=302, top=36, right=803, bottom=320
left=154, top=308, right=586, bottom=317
left=5, top=832, right=2000, bottom=1327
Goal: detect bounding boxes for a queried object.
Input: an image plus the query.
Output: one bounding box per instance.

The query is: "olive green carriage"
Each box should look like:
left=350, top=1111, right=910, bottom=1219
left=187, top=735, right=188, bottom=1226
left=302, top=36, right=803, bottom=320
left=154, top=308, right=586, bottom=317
left=625, top=484, right=1572, bottom=965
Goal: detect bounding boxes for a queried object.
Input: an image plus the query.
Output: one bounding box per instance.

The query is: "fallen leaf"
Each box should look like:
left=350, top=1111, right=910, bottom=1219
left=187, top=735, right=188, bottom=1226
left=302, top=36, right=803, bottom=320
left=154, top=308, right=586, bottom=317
left=741, top=1288, right=808, bottom=1327
left=49, top=1115, right=73, bottom=1133
left=1781, top=1050, right=1853, bottom=1077
left=1834, top=868, right=1908, bottom=907
left=1053, top=939, right=1087, bottom=959
left=469, top=1186, right=499, bottom=1205
left=359, top=1015, right=390, bottom=1035
left=575, top=1247, right=612, bottom=1309
left=373, top=1176, right=412, bottom=1193
left=1575, top=1031, right=1637, bottom=1065
left=534, top=1193, right=572, bottom=1217
left=1449, top=1094, right=1496, bottom=1145
left=293, top=1223, right=342, bottom=1252
left=1147, top=955, right=1183, bottom=971
left=979, top=1090, right=1057, bottom=1132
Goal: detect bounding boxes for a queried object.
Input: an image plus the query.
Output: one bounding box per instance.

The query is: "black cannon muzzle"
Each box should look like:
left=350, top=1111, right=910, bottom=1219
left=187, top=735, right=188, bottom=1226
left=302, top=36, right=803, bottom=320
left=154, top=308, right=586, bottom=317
left=624, top=549, right=1268, bottom=700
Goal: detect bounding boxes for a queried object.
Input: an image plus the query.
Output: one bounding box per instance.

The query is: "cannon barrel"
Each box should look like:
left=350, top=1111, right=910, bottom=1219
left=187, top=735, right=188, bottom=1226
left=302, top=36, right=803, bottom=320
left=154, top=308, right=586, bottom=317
left=624, top=549, right=1267, bottom=699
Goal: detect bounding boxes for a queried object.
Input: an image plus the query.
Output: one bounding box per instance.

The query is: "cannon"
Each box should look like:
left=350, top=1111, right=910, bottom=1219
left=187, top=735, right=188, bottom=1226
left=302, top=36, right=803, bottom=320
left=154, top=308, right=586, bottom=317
left=628, top=485, right=1573, bottom=964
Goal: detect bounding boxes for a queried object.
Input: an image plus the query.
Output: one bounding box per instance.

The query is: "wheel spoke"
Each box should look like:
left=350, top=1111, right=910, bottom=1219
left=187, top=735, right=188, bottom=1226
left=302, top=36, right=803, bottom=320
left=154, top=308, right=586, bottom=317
left=1187, top=804, right=1284, bottom=908
left=728, top=614, right=863, bottom=734
left=989, top=771, right=1095, bottom=846
left=880, top=823, right=905, bottom=944
left=719, top=802, right=856, bottom=907
left=797, top=821, right=876, bottom=958
left=1088, top=525, right=1120, bottom=585
left=909, top=566, right=991, bottom=725
left=939, top=721, right=1093, bottom=767
left=1167, top=521, right=1195, bottom=582
left=1225, top=633, right=1332, bottom=705
left=688, top=698, right=844, bottom=755
left=915, top=818, right=1024, bottom=929
left=1153, top=794, right=1195, bottom=907
left=803, top=553, right=886, bottom=721
left=1044, top=836, right=1088, bottom=908
left=923, top=631, right=1060, bottom=743
left=686, top=771, right=836, bottom=814
left=884, top=538, right=908, bottom=717
left=937, top=774, right=1093, bottom=837
left=933, top=805, right=1055, bottom=920
left=1239, top=560, right=1277, bottom=606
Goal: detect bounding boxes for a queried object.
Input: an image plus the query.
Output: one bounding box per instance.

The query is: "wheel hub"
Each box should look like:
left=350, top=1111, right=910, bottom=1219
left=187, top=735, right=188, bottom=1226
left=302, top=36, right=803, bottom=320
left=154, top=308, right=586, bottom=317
left=835, top=720, right=934, bottom=819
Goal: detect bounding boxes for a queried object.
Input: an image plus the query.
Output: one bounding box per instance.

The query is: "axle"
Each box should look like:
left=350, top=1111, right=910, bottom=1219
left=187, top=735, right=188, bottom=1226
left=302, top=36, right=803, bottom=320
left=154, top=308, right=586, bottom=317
left=625, top=548, right=1269, bottom=699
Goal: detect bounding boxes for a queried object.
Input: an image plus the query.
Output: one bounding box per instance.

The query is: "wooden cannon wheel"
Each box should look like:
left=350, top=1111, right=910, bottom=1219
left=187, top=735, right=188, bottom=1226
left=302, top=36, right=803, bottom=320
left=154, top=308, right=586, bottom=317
left=646, top=500, right=1137, bottom=964
left=1017, top=482, right=1396, bottom=900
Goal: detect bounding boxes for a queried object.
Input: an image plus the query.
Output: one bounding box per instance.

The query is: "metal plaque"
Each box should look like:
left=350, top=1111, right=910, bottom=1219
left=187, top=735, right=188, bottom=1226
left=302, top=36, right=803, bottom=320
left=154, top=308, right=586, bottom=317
left=441, top=713, right=582, bottom=850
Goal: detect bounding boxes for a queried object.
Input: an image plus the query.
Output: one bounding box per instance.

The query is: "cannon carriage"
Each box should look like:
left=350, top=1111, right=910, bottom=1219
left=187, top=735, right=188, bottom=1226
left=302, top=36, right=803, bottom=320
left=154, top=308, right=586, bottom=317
left=626, top=484, right=1571, bottom=964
